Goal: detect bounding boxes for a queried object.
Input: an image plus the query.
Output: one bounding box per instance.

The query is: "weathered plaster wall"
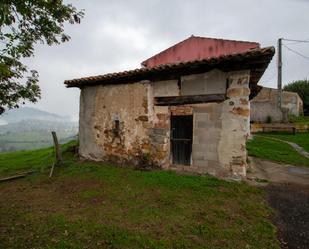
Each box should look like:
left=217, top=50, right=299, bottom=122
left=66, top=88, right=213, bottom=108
left=79, top=82, right=170, bottom=167
left=92, top=83, right=149, bottom=163
left=79, top=86, right=104, bottom=160
left=181, top=69, right=227, bottom=95
left=251, top=87, right=303, bottom=123
left=153, top=79, right=179, bottom=97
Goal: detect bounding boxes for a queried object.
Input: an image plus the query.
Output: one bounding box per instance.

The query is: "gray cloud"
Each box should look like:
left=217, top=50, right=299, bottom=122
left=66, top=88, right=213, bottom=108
left=24, top=0, right=309, bottom=117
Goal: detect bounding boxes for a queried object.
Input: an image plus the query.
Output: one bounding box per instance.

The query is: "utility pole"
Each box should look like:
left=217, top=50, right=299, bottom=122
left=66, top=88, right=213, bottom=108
left=277, top=38, right=283, bottom=109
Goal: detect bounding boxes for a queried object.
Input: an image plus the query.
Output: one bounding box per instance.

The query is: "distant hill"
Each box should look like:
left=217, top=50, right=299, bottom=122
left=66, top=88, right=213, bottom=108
left=0, top=107, right=78, bottom=152
left=0, top=119, right=78, bottom=134
left=0, top=107, right=71, bottom=124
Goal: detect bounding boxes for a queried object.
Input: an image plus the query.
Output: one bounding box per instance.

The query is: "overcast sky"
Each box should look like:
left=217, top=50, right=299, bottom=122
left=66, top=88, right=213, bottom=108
left=25, top=0, right=309, bottom=118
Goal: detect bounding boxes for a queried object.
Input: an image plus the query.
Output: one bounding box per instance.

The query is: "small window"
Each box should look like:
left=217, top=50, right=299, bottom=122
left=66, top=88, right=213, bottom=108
left=113, top=118, right=120, bottom=137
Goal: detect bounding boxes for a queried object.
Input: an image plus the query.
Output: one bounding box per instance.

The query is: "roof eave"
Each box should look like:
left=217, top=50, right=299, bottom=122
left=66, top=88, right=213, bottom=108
left=64, top=46, right=275, bottom=90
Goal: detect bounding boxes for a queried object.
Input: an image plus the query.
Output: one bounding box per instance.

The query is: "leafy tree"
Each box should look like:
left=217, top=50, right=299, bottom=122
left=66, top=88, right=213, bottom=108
left=0, top=1, right=84, bottom=114
left=283, top=79, right=309, bottom=115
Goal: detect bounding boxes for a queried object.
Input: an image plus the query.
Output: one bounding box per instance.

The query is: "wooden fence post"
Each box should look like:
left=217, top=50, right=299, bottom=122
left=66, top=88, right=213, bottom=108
left=51, top=131, right=63, bottom=166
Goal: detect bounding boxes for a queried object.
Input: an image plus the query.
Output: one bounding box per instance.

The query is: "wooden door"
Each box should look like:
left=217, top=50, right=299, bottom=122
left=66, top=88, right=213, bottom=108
left=171, top=115, right=193, bottom=165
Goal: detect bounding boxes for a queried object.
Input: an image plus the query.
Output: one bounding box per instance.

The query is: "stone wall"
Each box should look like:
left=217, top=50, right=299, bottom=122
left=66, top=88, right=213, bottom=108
left=158, top=70, right=250, bottom=178
left=191, top=103, right=222, bottom=175
left=78, top=69, right=251, bottom=178
left=251, top=123, right=309, bottom=133
left=218, top=71, right=250, bottom=177
left=183, top=70, right=251, bottom=178
left=251, top=87, right=303, bottom=123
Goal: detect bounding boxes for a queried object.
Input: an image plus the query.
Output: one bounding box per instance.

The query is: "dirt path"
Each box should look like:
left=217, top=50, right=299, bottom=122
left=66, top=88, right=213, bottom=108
left=263, top=184, right=309, bottom=249
left=247, top=157, right=309, bottom=249
left=247, top=157, right=309, bottom=186
left=285, top=141, right=309, bottom=159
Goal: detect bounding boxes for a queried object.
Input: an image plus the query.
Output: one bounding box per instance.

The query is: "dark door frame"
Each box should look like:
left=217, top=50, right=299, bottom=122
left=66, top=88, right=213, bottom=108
left=170, top=115, right=193, bottom=166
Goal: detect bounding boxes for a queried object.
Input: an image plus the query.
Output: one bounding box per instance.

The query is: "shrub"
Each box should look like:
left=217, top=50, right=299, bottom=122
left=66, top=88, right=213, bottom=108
left=284, top=79, right=309, bottom=115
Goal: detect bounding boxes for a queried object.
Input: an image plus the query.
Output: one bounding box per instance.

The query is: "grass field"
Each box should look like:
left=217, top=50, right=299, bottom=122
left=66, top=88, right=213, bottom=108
left=261, top=132, right=309, bottom=152
left=247, top=135, right=309, bottom=167
left=0, top=142, right=280, bottom=249
left=0, top=141, right=76, bottom=176
left=289, top=115, right=309, bottom=125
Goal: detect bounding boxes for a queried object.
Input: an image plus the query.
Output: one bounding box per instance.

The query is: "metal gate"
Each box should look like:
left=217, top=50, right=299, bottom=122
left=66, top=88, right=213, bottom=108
left=171, top=115, right=193, bottom=165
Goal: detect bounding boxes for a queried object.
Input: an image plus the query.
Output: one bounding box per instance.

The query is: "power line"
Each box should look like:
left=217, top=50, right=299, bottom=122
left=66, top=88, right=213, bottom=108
left=282, top=44, right=309, bottom=61
left=282, top=38, right=309, bottom=44
left=284, top=41, right=308, bottom=45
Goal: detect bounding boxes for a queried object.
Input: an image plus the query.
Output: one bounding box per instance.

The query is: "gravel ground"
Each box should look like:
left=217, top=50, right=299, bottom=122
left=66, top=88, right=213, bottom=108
left=263, top=184, right=309, bottom=249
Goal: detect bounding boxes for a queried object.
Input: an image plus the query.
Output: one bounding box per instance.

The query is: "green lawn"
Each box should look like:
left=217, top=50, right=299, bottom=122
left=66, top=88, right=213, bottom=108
left=0, top=142, right=280, bottom=249
left=261, top=132, right=309, bottom=153
left=289, top=115, right=309, bottom=125
left=0, top=140, right=76, bottom=176
left=247, top=135, right=309, bottom=167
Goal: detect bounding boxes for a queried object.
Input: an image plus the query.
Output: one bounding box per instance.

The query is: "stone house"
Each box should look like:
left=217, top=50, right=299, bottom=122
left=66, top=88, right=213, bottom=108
left=251, top=87, right=303, bottom=123
left=65, top=37, right=274, bottom=178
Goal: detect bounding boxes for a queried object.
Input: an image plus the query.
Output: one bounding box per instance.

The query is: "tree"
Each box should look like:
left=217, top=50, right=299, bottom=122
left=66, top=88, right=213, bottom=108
left=0, top=1, right=84, bottom=114
left=283, top=79, right=309, bottom=115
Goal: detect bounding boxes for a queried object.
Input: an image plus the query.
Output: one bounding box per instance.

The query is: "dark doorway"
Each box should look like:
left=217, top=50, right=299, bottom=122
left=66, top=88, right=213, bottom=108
left=171, top=115, right=193, bottom=165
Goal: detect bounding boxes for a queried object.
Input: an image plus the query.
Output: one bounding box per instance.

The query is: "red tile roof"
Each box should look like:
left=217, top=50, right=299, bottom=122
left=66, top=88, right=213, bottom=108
left=65, top=46, right=275, bottom=94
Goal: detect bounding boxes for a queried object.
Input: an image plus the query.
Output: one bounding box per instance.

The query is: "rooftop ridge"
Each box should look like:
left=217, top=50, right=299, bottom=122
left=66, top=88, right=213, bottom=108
left=189, top=35, right=260, bottom=44
left=141, top=35, right=260, bottom=67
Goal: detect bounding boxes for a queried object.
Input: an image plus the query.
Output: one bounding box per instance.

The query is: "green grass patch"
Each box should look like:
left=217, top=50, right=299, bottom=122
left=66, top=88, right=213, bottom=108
left=0, top=142, right=280, bottom=248
left=261, top=132, right=309, bottom=152
left=247, top=136, right=309, bottom=167
left=289, top=115, right=309, bottom=124
left=79, top=189, right=102, bottom=199
left=0, top=140, right=77, bottom=177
